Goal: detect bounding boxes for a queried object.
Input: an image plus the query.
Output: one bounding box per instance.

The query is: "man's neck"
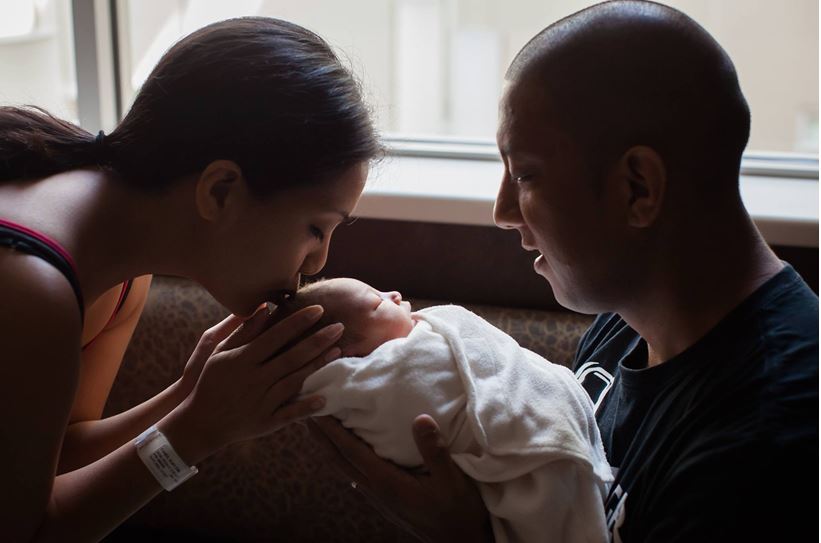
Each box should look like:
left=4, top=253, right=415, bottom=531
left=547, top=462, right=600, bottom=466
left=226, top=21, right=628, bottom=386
left=620, top=210, right=784, bottom=368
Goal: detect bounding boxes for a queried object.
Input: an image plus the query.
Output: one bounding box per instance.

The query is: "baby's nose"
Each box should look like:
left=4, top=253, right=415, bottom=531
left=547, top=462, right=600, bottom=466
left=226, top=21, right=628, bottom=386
left=381, top=290, right=402, bottom=304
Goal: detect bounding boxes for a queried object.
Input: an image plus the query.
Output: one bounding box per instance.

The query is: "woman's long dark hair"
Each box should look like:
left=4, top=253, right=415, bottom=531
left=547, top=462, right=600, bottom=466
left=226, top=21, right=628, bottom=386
left=0, top=17, right=381, bottom=196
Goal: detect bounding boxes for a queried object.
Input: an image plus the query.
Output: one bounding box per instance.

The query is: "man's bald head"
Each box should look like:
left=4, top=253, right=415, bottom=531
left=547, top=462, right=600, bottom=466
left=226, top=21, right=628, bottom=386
left=506, top=0, right=750, bottom=192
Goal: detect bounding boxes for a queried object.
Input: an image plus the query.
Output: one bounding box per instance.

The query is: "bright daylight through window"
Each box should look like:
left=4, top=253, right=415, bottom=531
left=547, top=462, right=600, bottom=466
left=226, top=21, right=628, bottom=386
left=114, top=0, right=818, bottom=155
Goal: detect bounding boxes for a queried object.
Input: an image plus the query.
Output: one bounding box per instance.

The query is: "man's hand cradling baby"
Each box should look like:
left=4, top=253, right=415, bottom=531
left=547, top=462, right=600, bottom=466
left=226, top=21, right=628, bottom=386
left=309, top=414, right=493, bottom=543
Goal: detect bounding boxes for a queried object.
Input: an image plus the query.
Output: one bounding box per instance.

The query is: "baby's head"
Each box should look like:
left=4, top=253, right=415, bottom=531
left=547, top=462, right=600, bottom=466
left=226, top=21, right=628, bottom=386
left=272, top=278, right=415, bottom=357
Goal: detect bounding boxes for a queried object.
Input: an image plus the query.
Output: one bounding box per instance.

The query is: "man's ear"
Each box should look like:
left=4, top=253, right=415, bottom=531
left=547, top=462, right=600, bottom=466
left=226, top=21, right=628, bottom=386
left=194, top=160, right=245, bottom=222
left=615, top=146, right=666, bottom=228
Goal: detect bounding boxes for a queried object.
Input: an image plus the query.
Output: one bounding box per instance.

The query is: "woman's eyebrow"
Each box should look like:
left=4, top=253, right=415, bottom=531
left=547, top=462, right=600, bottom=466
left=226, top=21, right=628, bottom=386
left=323, top=210, right=356, bottom=225
left=330, top=210, right=350, bottom=221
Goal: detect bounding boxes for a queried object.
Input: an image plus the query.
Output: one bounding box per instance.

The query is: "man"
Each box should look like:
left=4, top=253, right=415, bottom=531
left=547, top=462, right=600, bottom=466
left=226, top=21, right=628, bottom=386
left=312, top=1, right=819, bottom=541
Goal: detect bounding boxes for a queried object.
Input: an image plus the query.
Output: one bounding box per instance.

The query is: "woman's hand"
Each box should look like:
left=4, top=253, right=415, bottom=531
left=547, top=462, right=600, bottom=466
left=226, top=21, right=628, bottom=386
left=176, top=311, right=253, bottom=402
left=309, top=415, right=493, bottom=543
left=160, top=303, right=343, bottom=464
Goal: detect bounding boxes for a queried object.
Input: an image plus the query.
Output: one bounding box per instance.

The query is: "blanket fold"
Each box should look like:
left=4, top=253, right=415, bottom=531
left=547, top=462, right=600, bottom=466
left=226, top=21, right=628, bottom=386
left=302, top=305, right=612, bottom=543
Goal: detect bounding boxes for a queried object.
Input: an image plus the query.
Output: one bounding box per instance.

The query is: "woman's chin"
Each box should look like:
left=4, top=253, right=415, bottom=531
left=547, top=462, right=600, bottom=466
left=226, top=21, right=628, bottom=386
left=223, top=293, right=268, bottom=319
left=228, top=302, right=259, bottom=319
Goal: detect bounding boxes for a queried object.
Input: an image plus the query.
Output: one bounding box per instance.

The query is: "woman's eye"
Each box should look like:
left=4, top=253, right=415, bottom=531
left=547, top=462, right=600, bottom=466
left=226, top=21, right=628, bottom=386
left=309, top=225, right=324, bottom=241
left=511, top=173, right=533, bottom=183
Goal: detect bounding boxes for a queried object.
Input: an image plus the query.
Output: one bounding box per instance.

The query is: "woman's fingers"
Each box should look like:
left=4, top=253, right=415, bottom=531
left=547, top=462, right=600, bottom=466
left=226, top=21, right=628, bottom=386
left=181, top=305, right=346, bottom=449
left=262, top=344, right=341, bottom=410
left=200, top=313, right=246, bottom=353
left=235, top=305, right=325, bottom=362
left=267, top=395, right=325, bottom=429
left=219, top=304, right=273, bottom=351
left=260, top=322, right=344, bottom=381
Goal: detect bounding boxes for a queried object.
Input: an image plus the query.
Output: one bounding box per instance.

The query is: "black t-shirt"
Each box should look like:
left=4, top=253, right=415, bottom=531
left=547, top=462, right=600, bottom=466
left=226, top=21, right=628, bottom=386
left=573, top=264, right=818, bottom=542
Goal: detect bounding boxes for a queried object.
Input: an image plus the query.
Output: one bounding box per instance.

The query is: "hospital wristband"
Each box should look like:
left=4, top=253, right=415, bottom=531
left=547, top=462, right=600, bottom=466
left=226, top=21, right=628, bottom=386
left=134, top=425, right=198, bottom=491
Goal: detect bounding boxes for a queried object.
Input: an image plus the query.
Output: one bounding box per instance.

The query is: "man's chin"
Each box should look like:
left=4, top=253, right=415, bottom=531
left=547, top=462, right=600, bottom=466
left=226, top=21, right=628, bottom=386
left=533, top=257, right=579, bottom=312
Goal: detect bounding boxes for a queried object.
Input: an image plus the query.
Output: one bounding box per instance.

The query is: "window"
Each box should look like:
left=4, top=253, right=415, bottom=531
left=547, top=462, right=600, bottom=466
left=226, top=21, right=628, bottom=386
left=0, top=0, right=77, bottom=123
left=117, top=0, right=818, bottom=155
left=0, top=0, right=816, bottom=247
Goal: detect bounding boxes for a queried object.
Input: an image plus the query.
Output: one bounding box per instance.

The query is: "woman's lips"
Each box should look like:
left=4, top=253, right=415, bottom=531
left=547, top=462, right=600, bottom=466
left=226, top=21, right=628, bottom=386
left=269, top=288, right=296, bottom=305
left=268, top=276, right=301, bottom=305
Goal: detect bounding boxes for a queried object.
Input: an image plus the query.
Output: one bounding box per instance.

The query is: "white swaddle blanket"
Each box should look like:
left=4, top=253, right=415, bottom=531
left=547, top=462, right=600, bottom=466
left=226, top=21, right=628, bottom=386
left=302, top=305, right=613, bottom=543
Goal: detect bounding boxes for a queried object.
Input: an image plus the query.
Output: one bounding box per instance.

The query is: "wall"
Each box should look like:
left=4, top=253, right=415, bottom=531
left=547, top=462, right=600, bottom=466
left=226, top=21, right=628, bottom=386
left=319, top=218, right=818, bottom=310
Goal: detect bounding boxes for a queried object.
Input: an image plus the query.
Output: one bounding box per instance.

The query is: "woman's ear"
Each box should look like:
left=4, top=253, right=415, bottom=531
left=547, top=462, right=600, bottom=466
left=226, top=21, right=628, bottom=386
left=195, top=160, right=245, bottom=222
left=616, top=146, right=666, bottom=228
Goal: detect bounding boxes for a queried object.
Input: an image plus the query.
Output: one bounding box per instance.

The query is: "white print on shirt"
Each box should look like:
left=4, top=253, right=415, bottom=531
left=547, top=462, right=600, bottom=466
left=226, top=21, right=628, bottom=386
left=575, top=361, right=615, bottom=414
left=606, top=483, right=628, bottom=543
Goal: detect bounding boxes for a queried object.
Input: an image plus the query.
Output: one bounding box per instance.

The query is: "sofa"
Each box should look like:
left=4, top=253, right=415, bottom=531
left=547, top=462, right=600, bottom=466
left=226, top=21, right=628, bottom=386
left=103, top=275, right=594, bottom=542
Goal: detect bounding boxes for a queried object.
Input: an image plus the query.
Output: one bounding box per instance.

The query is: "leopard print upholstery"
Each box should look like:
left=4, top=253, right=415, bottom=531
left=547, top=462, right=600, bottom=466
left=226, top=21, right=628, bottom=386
left=104, top=276, right=594, bottom=542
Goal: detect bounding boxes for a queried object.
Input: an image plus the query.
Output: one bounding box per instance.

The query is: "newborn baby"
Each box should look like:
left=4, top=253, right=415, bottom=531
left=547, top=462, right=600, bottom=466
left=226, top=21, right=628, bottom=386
left=278, top=278, right=612, bottom=543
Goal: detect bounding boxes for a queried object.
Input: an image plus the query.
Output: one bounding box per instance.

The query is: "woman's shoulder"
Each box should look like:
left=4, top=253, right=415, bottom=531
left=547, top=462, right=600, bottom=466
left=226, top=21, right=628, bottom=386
left=0, top=247, right=83, bottom=344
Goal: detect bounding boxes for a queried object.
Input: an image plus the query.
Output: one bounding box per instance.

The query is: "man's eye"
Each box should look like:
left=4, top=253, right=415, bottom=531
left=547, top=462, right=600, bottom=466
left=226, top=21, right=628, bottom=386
left=310, top=225, right=324, bottom=241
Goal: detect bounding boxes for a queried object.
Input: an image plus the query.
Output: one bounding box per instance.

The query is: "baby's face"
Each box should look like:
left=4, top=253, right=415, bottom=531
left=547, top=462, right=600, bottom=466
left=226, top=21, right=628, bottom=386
left=318, top=278, right=415, bottom=356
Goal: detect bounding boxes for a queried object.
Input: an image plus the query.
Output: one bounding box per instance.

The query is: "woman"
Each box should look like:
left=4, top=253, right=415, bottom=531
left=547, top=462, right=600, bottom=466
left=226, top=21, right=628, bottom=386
left=0, top=17, right=380, bottom=541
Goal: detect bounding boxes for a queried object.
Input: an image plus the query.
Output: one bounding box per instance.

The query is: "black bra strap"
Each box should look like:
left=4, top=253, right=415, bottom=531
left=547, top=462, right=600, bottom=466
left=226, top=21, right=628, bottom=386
left=0, top=224, right=85, bottom=319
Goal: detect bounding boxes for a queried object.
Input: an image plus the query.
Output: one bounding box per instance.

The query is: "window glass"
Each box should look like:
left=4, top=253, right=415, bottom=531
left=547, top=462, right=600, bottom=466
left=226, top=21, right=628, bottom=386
left=118, top=0, right=818, bottom=154
left=0, top=0, right=78, bottom=123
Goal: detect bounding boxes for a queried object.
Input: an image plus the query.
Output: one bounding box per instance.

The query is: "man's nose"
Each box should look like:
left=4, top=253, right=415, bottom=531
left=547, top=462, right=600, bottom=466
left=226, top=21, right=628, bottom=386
left=493, top=177, right=522, bottom=230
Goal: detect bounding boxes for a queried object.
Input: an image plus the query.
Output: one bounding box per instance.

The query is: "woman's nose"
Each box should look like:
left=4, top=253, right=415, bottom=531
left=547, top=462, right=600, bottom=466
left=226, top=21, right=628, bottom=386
left=380, top=291, right=402, bottom=304
left=493, top=176, right=523, bottom=230
left=300, top=242, right=331, bottom=276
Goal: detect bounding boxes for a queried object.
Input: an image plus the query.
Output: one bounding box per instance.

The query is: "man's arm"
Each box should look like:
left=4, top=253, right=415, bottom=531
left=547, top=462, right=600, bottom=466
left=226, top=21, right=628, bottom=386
left=309, top=414, right=494, bottom=543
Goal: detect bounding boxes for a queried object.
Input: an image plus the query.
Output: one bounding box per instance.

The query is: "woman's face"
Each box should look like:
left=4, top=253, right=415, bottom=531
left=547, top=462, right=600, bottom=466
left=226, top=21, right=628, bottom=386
left=208, top=162, right=368, bottom=317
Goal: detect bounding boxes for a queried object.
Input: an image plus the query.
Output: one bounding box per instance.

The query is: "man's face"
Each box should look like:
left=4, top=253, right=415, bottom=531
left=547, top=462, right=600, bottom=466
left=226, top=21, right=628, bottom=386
left=494, top=80, right=626, bottom=314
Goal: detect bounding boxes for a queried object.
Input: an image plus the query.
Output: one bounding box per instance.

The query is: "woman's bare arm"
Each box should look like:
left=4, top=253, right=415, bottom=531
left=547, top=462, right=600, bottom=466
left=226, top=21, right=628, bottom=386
left=0, top=256, right=85, bottom=541
left=2, top=255, right=341, bottom=542
left=58, top=275, right=193, bottom=474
